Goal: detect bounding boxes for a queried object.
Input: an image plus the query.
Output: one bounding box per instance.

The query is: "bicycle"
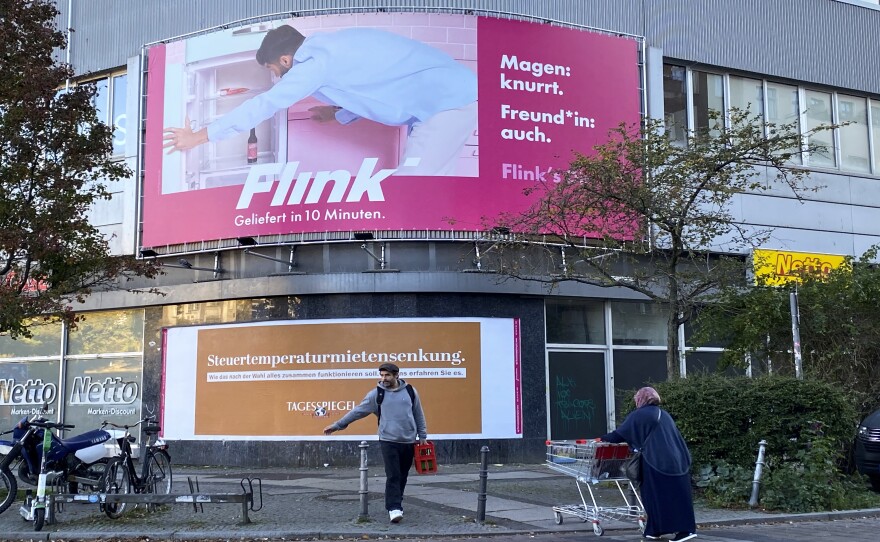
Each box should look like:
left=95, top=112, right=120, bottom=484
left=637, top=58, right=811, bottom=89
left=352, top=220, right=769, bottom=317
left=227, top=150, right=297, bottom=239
left=101, top=416, right=172, bottom=519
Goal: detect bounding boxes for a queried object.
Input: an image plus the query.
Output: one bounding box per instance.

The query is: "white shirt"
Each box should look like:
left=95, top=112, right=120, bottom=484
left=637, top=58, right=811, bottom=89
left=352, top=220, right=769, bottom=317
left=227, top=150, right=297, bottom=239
left=207, top=27, right=477, bottom=141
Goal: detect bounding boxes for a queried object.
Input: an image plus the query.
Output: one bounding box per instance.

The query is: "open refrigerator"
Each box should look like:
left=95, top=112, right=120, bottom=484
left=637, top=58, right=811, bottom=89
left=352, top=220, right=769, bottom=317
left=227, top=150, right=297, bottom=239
left=179, top=52, right=284, bottom=191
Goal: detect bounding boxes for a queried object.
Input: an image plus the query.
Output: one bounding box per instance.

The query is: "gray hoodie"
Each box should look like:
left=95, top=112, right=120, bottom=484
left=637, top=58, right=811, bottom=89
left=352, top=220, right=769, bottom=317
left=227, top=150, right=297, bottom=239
left=330, top=378, right=427, bottom=443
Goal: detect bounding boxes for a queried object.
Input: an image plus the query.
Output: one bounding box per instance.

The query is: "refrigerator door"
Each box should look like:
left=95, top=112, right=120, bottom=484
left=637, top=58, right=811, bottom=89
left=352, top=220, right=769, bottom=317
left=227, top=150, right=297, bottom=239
left=186, top=55, right=281, bottom=191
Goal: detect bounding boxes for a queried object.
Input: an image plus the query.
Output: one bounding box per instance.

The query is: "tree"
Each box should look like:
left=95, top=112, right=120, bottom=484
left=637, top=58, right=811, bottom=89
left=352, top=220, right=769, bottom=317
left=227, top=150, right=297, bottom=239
left=485, top=109, right=831, bottom=379
left=694, top=246, right=880, bottom=414
left=0, top=0, right=157, bottom=338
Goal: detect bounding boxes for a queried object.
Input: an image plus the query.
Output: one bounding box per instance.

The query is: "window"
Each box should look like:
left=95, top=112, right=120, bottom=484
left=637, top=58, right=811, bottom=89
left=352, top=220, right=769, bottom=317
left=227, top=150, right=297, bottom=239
left=545, top=299, right=605, bottom=344
left=663, top=65, right=688, bottom=146
left=691, top=71, right=725, bottom=138
left=804, top=90, right=836, bottom=168
left=872, top=101, right=880, bottom=173
left=728, top=75, right=763, bottom=121
left=0, top=321, right=62, bottom=358
left=610, top=302, right=669, bottom=346
left=766, top=82, right=801, bottom=164
left=838, top=95, right=870, bottom=173
left=67, top=310, right=144, bottom=355
left=89, top=72, right=127, bottom=156
left=63, top=357, right=142, bottom=431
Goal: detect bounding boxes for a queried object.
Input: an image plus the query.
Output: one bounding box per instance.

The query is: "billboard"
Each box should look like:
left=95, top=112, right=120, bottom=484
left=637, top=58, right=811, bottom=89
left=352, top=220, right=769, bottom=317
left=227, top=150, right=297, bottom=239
left=143, top=12, right=641, bottom=246
left=752, top=248, right=848, bottom=286
left=161, top=317, right=521, bottom=440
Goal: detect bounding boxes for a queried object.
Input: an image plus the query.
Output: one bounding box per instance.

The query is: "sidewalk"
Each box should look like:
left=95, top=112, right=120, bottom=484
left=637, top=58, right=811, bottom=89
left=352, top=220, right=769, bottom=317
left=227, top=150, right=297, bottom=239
left=1, top=461, right=879, bottom=539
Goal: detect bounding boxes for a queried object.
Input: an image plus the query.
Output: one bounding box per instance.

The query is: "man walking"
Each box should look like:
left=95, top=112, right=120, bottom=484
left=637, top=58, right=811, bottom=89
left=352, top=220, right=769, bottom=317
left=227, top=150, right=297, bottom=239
left=323, top=363, right=428, bottom=523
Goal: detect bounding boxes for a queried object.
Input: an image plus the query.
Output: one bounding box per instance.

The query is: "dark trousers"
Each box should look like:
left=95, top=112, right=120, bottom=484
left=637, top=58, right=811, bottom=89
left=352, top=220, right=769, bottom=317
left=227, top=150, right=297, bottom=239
left=380, top=440, right=415, bottom=511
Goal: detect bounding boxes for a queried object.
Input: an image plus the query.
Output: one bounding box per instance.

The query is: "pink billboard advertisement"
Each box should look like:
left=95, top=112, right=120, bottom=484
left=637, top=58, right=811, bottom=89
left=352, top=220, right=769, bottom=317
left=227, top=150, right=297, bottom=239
left=142, top=13, right=640, bottom=246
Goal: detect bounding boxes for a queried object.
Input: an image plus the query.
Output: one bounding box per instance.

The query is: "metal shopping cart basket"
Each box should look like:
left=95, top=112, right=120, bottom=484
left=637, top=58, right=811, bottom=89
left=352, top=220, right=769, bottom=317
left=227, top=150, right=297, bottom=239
left=545, top=440, right=645, bottom=536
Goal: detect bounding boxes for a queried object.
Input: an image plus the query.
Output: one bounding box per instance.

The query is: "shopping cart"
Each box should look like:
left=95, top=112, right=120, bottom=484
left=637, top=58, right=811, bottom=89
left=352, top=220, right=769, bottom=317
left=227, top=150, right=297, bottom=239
left=545, top=440, right=646, bottom=536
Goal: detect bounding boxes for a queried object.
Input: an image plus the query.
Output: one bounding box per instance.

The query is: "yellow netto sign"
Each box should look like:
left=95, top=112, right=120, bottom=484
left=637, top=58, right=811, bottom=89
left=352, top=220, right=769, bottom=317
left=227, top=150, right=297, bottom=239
left=753, top=249, right=848, bottom=286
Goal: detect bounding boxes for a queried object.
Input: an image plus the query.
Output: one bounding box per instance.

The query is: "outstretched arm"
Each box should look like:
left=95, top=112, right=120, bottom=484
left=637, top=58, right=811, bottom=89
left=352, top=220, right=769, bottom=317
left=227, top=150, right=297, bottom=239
left=164, top=57, right=325, bottom=153
left=323, top=389, right=377, bottom=435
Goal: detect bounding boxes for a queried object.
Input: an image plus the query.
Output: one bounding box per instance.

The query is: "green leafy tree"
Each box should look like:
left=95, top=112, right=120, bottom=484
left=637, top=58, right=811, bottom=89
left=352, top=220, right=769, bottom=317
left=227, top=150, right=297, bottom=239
left=695, top=246, right=880, bottom=414
left=0, top=0, right=157, bottom=338
left=485, top=109, right=830, bottom=379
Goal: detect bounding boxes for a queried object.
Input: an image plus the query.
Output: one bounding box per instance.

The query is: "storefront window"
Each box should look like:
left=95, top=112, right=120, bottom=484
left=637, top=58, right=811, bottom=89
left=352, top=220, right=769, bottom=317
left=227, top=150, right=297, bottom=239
left=611, top=350, right=666, bottom=414
left=0, top=321, right=62, bottom=358
left=68, top=310, right=144, bottom=355
left=0, top=359, right=61, bottom=429
left=545, top=299, right=605, bottom=344
left=610, top=302, right=669, bottom=346
left=160, top=300, right=243, bottom=327
left=63, top=356, right=142, bottom=430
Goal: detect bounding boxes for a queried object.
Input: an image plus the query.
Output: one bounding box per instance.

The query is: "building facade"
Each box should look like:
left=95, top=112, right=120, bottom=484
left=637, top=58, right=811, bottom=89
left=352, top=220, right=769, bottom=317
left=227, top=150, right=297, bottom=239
left=2, top=0, right=879, bottom=466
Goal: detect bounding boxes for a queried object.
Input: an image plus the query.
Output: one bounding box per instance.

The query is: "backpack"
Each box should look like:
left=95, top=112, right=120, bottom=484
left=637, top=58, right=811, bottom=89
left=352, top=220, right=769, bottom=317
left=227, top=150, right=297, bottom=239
left=376, top=383, right=416, bottom=423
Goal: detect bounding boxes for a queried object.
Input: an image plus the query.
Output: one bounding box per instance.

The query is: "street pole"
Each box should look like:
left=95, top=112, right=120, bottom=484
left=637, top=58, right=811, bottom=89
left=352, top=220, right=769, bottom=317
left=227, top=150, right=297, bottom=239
left=749, top=440, right=768, bottom=507
left=790, top=289, right=803, bottom=379
left=476, top=446, right=489, bottom=523
left=358, top=441, right=369, bottom=520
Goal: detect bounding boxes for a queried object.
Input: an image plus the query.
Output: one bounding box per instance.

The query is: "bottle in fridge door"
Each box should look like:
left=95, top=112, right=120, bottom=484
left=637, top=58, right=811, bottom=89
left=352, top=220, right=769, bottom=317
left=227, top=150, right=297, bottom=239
left=247, top=128, right=258, bottom=164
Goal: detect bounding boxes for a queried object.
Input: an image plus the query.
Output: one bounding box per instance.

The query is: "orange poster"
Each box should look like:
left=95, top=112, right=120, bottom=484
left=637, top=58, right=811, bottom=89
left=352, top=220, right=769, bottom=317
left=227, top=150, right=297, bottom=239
left=163, top=318, right=520, bottom=440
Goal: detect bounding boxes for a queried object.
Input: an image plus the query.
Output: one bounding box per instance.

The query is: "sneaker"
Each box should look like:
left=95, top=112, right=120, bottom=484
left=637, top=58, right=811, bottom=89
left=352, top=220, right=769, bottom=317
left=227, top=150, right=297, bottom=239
left=672, top=533, right=697, bottom=542
left=643, top=536, right=665, bottom=540
left=389, top=509, right=403, bottom=523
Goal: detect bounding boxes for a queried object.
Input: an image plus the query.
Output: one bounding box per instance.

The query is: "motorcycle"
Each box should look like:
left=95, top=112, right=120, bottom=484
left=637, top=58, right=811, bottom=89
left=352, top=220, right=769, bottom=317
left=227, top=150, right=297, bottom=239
left=0, top=411, right=125, bottom=516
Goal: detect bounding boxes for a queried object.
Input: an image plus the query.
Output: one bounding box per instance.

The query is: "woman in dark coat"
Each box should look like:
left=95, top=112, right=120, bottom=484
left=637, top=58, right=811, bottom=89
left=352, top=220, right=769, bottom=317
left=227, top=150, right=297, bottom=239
left=600, top=386, right=696, bottom=541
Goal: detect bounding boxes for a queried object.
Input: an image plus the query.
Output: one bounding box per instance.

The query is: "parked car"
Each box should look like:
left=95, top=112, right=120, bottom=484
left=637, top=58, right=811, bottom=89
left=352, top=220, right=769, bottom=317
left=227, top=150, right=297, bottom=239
left=855, top=408, right=880, bottom=491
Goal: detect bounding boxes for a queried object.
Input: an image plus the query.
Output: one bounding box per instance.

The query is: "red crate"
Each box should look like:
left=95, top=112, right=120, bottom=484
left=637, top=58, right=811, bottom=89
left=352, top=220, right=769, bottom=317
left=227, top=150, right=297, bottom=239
left=595, top=443, right=630, bottom=460
left=414, top=441, right=438, bottom=474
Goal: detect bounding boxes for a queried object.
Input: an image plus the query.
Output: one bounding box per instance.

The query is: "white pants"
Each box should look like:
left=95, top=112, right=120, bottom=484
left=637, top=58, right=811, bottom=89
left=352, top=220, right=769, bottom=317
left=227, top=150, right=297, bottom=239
left=397, top=101, right=478, bottom=176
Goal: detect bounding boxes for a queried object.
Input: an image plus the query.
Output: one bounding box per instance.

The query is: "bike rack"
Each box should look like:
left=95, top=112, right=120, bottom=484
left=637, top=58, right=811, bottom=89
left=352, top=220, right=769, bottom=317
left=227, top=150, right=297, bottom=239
left=46, top=476, right=263, bottom=525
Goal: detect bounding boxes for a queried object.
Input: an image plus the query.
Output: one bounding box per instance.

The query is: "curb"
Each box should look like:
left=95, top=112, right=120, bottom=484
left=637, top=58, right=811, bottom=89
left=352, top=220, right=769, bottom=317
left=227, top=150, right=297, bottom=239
left=694, top=507, right=880, bottom=528
left=5, top=510, right=880, bottom=541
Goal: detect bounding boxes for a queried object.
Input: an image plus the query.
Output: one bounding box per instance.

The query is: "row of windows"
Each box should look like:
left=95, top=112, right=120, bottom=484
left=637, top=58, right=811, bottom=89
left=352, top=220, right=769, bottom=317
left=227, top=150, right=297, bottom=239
left=546, top=299, right=672, bottom=346
left=663, top=64, right=880, bottom=176
left=0, top=310, right=143, bottom=359
left=0, top=356, right=143, bottom=434
left=546, top=299, right=724, bottom=348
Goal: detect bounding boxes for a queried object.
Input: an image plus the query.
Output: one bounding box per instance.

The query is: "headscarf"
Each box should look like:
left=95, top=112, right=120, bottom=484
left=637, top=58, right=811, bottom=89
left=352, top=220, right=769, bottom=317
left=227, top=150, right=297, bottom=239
left=633, top=386, right=661, bottom=408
